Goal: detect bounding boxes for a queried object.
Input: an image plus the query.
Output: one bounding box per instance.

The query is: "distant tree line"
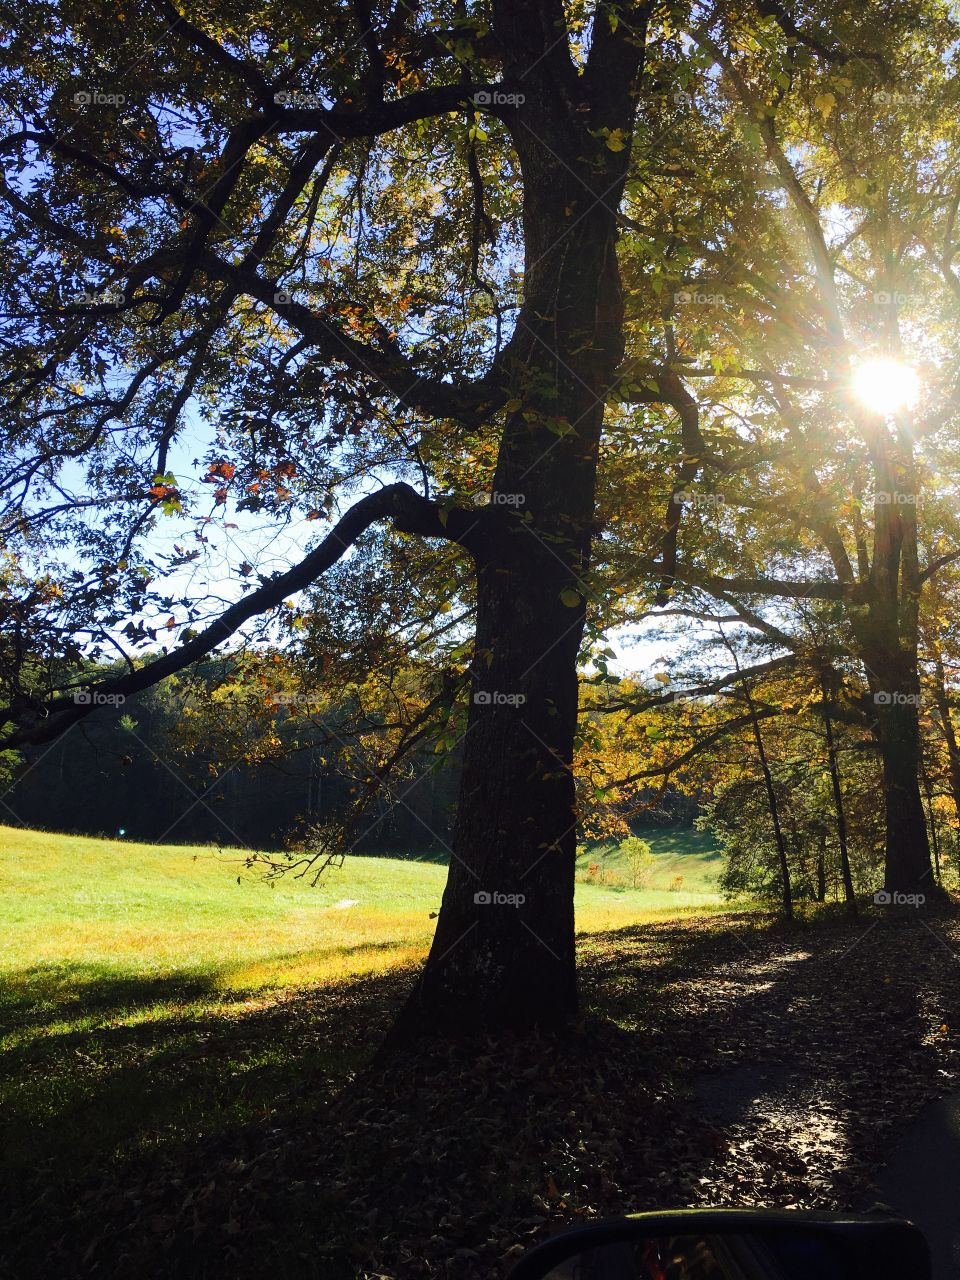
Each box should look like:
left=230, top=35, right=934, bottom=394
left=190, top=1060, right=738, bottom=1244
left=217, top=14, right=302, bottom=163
left=6, top=660, right=460, bottom=852
left=5, top=657, right=698, bottom=851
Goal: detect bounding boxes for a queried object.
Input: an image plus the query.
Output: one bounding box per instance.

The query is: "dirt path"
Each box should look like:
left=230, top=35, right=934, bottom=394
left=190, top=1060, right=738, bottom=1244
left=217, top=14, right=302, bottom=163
left=664, top=915, right=960, bottom=1274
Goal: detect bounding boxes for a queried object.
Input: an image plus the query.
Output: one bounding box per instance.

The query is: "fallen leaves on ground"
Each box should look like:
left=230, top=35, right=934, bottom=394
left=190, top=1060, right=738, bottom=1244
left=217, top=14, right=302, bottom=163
left=4, top=906, right=960, bottom=1278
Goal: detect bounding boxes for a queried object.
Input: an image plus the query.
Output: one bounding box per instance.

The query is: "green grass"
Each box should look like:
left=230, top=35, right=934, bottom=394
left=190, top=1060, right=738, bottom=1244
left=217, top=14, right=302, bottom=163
left=577, top=827, right=723, bottom=894
left=0, top=823, right=727, bottom=1220
left=1, top=823, right=724, bottom=997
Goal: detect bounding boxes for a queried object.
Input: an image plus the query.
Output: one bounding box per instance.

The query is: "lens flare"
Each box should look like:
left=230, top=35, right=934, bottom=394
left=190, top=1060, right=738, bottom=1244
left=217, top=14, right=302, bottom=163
left=851, top=358, right=920, bottom=415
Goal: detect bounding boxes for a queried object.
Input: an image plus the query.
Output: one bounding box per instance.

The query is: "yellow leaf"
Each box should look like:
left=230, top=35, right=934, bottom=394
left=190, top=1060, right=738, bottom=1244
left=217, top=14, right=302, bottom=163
left=814, top=92, right=836, bottom=119
left=605, top=128, right=628, bottom=152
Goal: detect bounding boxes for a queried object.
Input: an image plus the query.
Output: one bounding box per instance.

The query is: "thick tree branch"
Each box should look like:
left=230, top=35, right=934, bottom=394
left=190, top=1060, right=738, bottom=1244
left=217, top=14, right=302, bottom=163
left=1, top=483, right=479, bottom=749
left=641, top=555, right=860, bottom=601
left=195, top=249, right=504, bottom=425
left=154, top=2, right=274, bottom=103
left=598, top=653, right=796, bottom=715
left=921, top=547, right=960, bottom=584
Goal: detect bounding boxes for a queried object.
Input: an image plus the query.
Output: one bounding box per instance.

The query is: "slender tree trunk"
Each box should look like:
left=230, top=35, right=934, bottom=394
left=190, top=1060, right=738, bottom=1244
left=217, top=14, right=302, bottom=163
left=744, top=684, right=792, bottom=919
left=931, top=647, right=960, bottom=832
left=720, top=631, right=791, bottom=918
left=816, top=832, right=827, bottom=902
left=921, top=762, right=942, bottom=884
left=819, top=668, right=857, bottom=915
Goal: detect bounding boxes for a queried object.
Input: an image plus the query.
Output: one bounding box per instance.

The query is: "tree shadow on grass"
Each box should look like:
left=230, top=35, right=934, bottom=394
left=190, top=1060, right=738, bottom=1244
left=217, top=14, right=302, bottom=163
left=0, top=967, right=221, bottom=1035
left=0, top=950, right=416, bottom=1203
left=3, top=910, right=960, bottom=1279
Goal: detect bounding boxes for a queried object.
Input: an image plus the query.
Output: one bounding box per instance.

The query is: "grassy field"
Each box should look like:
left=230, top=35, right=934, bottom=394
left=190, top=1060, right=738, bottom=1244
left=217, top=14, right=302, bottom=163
left=1, top=823, right=724, bottom=998
left=577, top=827, right=723, bottom=893
left=0, top=822, right=727, bottom=1262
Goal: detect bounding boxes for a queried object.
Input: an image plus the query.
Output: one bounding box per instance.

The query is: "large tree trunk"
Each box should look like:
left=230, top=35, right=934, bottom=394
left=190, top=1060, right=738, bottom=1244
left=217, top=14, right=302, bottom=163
left=389, top=219, right=618, bottom=1034
left=382, top=6, right=645, bottom=1043
left=396, top=543, right=586, bottom=1033
left=385, top=353, right=605, bottom=1037
left=861, top=443, right=933, bottom=896
left=875, top=694, right=934, bottom=894
left=865, top=624, right=932, bottom=893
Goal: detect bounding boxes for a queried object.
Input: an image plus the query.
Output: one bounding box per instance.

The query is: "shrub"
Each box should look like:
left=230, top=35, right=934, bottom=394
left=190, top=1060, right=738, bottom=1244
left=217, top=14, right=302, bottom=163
left=621, top=836, right=656, bottom=888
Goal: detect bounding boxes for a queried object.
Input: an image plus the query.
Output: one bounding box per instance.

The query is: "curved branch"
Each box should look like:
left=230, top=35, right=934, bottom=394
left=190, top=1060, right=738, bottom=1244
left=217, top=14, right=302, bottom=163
left=1, top=483, right=481, bottom=749
left=615, top=706, right=789, bottom=784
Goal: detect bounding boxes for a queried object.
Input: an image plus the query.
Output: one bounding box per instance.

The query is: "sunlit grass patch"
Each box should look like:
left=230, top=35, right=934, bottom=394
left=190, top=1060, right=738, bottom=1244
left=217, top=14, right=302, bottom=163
left=0, top=823, right=736, bottom=1200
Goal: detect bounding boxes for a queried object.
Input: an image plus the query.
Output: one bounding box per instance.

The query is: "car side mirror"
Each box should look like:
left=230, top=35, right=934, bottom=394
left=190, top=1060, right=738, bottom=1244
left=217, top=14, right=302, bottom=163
left=508, top=1210, right=930, bottom=1280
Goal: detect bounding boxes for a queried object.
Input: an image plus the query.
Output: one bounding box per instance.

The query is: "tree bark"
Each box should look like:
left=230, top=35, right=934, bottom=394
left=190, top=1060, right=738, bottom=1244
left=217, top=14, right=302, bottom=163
left=872, top=694, right=933, bottom=894
left=860, top=440, right=934, bottom=895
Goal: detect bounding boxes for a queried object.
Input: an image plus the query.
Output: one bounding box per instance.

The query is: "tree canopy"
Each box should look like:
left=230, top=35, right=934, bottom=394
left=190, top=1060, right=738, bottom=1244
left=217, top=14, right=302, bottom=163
left=3, top=0, right=960, bottom=1040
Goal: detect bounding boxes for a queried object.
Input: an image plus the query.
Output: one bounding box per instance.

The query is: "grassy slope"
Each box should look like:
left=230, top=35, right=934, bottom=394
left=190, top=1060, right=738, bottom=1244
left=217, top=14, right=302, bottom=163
left=577, top=827, right=723, bottom=893
left=0, top=823, right=727, bottom=1202
left=1, top=824, right=723, bottom=994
